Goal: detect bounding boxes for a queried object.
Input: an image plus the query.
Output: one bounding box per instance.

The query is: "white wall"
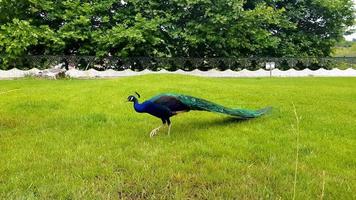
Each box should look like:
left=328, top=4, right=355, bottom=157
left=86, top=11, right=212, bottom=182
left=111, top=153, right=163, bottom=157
left=1, top=68, right=356, bottom=79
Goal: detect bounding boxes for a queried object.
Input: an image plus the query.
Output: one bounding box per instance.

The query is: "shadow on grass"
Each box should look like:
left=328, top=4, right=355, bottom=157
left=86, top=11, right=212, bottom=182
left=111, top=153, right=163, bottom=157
left=171, top=117, right=251, bottom=136
left=201, top=117, right=249, bottom=127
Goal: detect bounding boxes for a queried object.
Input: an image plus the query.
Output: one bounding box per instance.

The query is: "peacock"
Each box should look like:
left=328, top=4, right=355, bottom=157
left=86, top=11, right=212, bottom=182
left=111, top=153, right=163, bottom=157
left=127, top=92, right=271, bottom=137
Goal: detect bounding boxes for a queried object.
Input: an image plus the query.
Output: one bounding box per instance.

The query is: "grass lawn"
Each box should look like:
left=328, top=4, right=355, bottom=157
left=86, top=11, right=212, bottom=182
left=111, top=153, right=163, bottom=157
left=0, top=75, right=355, bottom=199
left=333, top=42, right=356, bottom=57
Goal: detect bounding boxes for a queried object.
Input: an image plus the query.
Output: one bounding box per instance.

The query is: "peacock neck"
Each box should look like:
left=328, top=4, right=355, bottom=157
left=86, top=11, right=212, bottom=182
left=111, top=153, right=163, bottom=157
left=133, top=100, right=144, bottom=113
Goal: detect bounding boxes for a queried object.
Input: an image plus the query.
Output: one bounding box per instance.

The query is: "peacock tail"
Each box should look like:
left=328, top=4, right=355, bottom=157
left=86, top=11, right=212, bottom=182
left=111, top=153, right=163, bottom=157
left=150, top=93, right=272, bottom=119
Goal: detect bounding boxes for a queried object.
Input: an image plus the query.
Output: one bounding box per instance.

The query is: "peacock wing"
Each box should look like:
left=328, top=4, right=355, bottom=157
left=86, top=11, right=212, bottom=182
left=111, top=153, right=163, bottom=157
left=149, top=93, right=271, bottom=119
left=149, top=94, right=190, bottom=113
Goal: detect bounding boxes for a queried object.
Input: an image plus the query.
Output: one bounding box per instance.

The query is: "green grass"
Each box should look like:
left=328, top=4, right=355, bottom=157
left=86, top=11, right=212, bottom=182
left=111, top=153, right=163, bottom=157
left=332, top=42, right=356, bottom=57
left=0, top=75, right=355, bottom=199
left=332, top=42, right=356, bottom=69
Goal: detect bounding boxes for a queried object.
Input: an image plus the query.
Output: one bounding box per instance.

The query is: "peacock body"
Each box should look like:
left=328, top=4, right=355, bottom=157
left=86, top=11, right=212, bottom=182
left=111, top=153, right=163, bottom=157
left=149, top=93, right=271, bottom=118
left=127, top=92, right=271, bottom=137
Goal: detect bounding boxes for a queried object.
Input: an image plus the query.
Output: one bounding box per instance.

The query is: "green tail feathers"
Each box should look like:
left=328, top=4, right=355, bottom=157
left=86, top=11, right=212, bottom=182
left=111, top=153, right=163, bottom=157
left=175, top=94, right=272, bottom=119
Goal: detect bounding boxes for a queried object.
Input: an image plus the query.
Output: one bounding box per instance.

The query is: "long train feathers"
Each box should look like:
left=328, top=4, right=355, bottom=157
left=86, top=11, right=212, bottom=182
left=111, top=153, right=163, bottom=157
left=149, top=93, right=271, bottom=119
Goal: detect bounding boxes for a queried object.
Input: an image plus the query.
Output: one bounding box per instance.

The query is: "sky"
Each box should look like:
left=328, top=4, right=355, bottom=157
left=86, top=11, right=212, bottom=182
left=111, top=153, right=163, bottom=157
left=345, top=0, right=356, bottom=40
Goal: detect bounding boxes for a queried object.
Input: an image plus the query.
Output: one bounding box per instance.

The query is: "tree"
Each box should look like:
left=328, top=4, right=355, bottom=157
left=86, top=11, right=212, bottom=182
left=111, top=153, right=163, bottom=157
left=0, top=0, right=354, bottom=69
left=252, top=0, right=355, bottom=57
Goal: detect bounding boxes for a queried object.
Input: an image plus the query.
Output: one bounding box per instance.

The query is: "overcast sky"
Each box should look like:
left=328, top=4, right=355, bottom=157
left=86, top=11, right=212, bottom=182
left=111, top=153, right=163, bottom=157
left=345, top=0, right=356, bottom=40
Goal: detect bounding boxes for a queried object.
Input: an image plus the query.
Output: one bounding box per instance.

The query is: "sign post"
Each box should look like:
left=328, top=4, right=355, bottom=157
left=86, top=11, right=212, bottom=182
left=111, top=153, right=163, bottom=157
left=265, top=62, right=276, bottom=77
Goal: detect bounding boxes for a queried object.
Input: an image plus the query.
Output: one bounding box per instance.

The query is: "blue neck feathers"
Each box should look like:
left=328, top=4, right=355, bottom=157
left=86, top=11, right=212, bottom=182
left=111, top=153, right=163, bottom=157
left=133, top=100, right=145, bottom=113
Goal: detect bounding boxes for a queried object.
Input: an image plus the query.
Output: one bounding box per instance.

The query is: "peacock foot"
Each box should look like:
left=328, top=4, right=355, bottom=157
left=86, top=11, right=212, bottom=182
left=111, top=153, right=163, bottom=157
left=149, top=125, right=162, bottom=137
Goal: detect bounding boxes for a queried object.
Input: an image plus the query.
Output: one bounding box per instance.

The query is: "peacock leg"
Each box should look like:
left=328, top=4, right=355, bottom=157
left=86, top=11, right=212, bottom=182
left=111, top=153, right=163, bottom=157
left=168, top=124, right=172, bottom=135
left=149, top=125, right=163, bottom=137
left=167, top=119, right=171, bottom=136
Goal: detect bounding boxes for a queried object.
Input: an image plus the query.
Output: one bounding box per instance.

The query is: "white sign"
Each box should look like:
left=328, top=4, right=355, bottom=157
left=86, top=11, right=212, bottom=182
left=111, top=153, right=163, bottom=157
left=266, top=62, right=276, bottom=70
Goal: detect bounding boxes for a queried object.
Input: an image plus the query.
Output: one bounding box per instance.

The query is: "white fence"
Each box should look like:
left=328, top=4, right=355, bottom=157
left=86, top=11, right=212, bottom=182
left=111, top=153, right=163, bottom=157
left=1, top=68, right=356, bottom=79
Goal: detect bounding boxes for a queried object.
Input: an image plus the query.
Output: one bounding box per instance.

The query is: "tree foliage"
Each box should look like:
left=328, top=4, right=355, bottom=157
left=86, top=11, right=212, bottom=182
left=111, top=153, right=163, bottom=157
left=0, top=0, right=354, bottom=67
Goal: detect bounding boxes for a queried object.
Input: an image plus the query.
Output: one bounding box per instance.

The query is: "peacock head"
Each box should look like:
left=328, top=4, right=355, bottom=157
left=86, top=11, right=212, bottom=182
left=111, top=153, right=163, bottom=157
left=127, top=92, right=140, bottom=102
